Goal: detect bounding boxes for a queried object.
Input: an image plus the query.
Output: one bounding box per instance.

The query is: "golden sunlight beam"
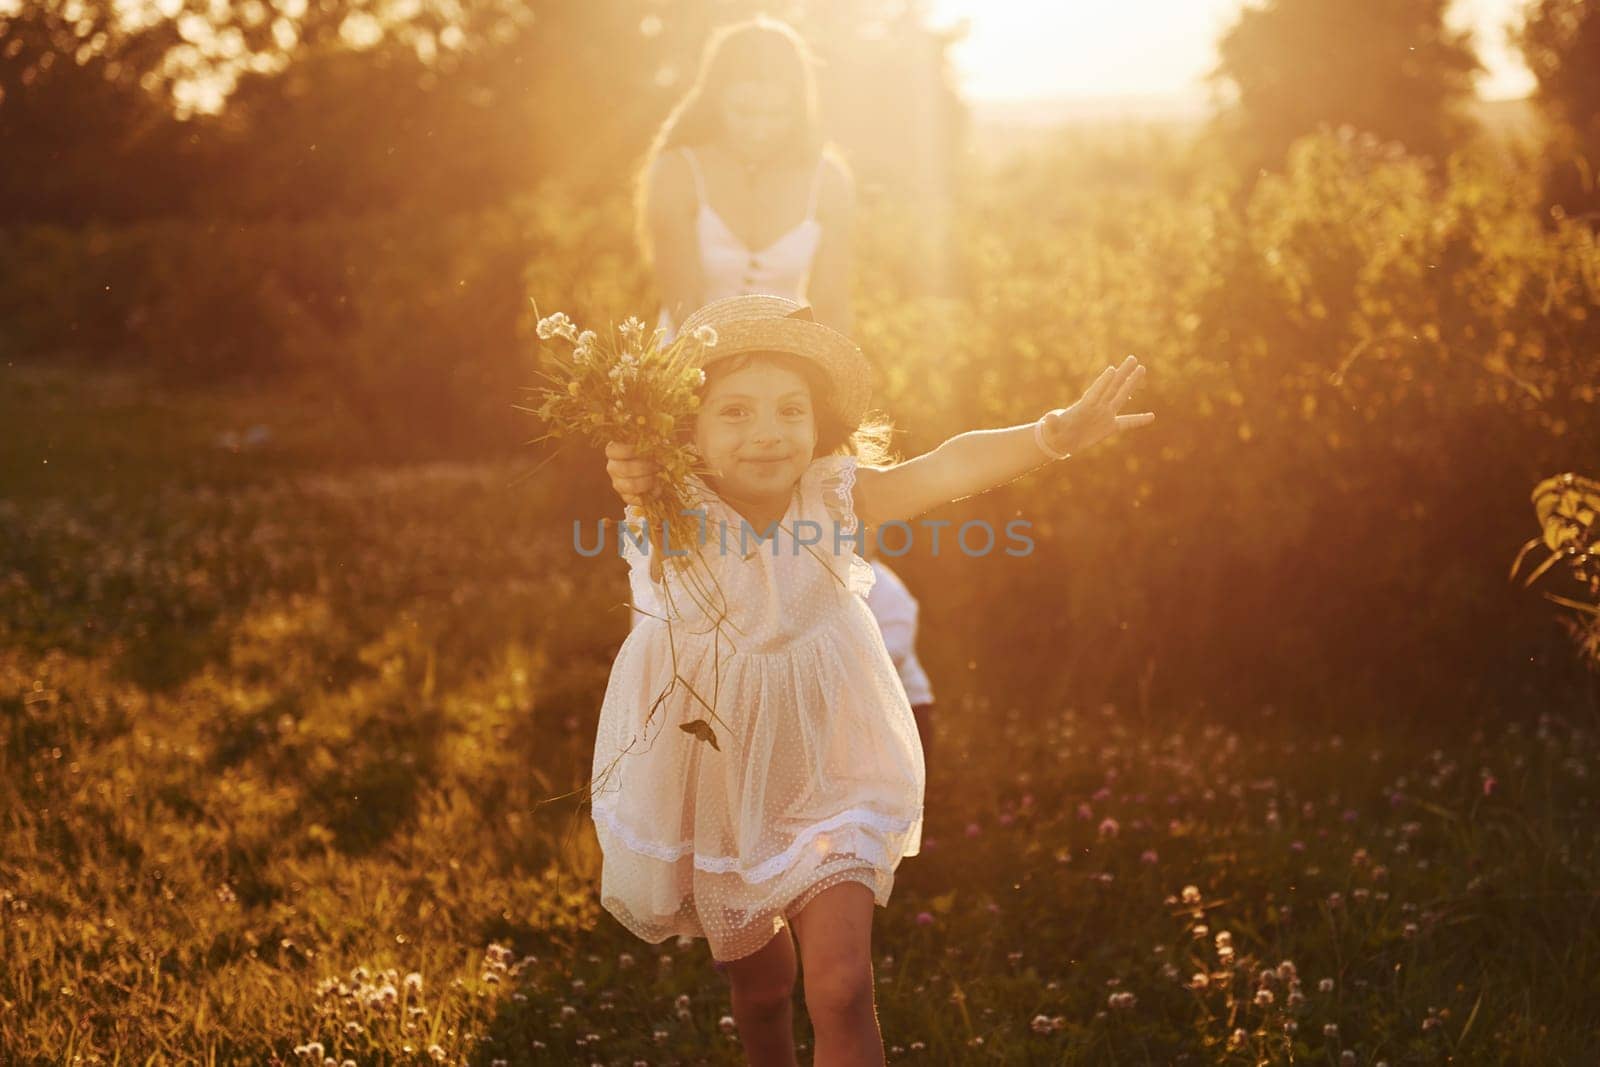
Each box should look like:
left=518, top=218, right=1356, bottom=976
left=929, top=0, right=1536, bottom=104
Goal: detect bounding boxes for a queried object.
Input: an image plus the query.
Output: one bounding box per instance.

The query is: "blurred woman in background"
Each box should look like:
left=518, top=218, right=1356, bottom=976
left=634, top=15, right=854, bottom=339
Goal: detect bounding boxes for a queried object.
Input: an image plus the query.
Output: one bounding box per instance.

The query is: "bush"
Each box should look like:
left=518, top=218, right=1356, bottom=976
left=0, top=186, right=651, bottom=455
left=859, top=128, right=1599, bottom=718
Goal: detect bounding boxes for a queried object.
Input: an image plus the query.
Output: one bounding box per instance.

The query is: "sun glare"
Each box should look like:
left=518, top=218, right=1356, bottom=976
left=931, top=0, right=1536, bottom=104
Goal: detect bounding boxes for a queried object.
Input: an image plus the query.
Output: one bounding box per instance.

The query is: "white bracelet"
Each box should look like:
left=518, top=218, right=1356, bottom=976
left=1033, top=417, right=1071, bottom=461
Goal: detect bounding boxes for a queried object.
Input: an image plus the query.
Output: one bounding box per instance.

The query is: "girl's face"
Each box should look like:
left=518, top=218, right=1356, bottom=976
left=693, top=359, right=817, bottom=513
left=716, top=78, right=796, bottom=159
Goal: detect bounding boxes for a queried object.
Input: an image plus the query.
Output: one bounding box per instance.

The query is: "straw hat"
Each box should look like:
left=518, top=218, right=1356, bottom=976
left=677, top=295, right=872, bottom=429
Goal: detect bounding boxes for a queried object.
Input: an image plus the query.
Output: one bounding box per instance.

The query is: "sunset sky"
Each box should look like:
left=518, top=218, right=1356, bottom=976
left=928, top=0, right=1536, bottom=103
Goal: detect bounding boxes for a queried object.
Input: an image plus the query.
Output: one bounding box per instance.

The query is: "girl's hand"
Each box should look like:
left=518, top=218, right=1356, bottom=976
left=1040, top=355, right=1155, bottom=456
left=605, top=440, right=662, bottom=506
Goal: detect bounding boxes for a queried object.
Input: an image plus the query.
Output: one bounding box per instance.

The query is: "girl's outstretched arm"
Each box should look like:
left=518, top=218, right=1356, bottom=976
left=854, top=356, right=1154, bottom=527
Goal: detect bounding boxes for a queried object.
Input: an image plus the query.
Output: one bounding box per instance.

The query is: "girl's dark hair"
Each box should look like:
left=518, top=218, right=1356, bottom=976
left=634, top=17, right=831, bottom=266
left=697, top=351, right=895, bottom=465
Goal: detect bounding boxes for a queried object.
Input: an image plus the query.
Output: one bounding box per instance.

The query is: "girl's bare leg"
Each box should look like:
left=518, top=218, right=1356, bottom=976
left=722, top=922, right=800, bottom=1066
left=791, top=880, right=884, bottom=1067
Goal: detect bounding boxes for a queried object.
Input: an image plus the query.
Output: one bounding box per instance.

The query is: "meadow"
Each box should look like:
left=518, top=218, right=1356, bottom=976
left=2, top=346, right=1598, bottom=1065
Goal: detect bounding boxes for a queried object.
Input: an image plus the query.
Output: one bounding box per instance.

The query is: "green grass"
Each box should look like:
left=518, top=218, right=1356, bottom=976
left=2, top=363, right=1597, bottom=1064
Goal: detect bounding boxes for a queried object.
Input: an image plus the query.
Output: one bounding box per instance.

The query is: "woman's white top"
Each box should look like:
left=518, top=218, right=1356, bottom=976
left=656, top=147, right=827, bottom=341
left=865, top=559, right=935, bottom=706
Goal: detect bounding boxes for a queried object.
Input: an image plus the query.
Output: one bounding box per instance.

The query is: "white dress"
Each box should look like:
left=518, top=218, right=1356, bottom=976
left=590, top=455, right=925, bottom=962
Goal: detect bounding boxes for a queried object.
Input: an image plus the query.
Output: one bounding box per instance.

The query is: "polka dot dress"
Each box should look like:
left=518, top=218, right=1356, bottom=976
left=589, top=454, right=925, bottom=962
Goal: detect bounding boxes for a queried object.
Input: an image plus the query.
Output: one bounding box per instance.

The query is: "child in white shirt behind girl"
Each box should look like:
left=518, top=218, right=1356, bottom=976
left=861, top=541, right=937, bottom=769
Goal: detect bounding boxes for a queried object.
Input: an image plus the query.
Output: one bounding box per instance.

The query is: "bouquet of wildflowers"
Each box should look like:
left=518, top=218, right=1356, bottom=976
left=528, top=309, right=719, bottom=582
left=527, top=307, right=733, bottom=754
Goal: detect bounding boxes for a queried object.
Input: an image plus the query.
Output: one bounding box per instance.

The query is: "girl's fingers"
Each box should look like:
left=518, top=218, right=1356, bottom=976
left=1097, top=356, right=1140, bottom=406
left=1107, top=356, right=1139, bottom=403
left=607, top=459, right=659, bottom=480
left=1083, top=365, right=1116, bottom=407
left=1086, top=359, right=1129, bottom=408
left=1111, top=363, right=1146, bottom=411
left=613, top=476, right=652, bottom=495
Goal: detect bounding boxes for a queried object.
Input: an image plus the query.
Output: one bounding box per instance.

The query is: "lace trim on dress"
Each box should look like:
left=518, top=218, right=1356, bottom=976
left=815, top=455, right=860, bottom=536
left=810, top=455, right=876, bottom=598
left=592, top=800, right=921, bottom=885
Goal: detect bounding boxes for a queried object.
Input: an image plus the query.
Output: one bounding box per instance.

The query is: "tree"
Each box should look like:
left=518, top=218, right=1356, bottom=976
left=1210, top=0, right=1481, bottom=173
left=0, top=0, right=196, bottom=223
left=2, top=0, right=965, bottom=224
left=194, top=0, right=966, bottom=220
left=1515, top=0, right=1600, bottom=219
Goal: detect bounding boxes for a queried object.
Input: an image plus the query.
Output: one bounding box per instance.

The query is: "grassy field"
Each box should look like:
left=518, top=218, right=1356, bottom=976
left=2, top=361, right=1598, bottom=1065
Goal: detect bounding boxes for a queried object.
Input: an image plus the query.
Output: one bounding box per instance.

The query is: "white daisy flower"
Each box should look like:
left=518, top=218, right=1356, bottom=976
left=537, top=312, right=577, bottom=342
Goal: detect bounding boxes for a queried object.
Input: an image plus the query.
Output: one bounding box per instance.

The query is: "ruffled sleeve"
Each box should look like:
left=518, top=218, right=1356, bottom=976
left=803, top=454, right=876, bottom=599
left=814, top=455, right=861, bottom=535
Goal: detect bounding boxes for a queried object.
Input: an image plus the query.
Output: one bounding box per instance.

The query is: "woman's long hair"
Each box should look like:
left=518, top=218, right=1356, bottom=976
left=634, top=16, right=830, bottom=267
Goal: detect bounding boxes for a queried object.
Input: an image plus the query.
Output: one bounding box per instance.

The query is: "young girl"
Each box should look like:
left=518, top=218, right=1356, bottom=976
left=593, top=294, right=1153, bottom=1062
